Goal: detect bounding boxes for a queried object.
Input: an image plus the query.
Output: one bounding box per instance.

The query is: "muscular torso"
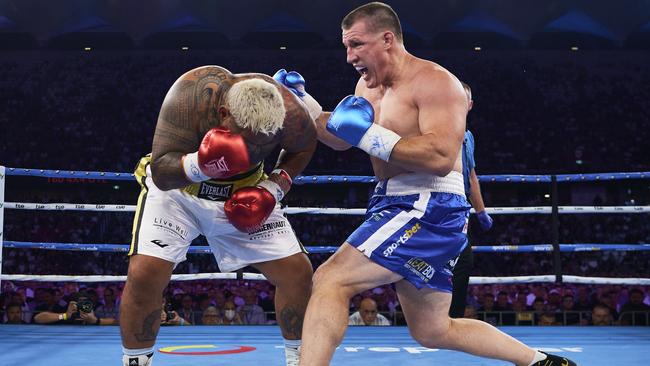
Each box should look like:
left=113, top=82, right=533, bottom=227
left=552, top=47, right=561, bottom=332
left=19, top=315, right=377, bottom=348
left=357, top=60, right=463, bottom=180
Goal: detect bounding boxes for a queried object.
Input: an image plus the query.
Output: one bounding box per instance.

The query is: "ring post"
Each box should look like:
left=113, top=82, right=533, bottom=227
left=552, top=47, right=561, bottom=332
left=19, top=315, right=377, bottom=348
left=551, top=175, right=562, bottom=283
left=0, top=165, right=5, bottom=293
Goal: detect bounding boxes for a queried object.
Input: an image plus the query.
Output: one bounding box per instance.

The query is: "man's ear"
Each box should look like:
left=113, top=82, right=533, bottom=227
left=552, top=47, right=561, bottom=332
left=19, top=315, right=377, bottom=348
left=383, top=31, right=395, bottom=48
left=218, top=105, right=229, bottom=119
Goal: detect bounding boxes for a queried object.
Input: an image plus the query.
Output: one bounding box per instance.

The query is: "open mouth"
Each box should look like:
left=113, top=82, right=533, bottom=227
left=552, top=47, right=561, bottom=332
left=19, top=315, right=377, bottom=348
left=355, top=66, right=368, bottom=77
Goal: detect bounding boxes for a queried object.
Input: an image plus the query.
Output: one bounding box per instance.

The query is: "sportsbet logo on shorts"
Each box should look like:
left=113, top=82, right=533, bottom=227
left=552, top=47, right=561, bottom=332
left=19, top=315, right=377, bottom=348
left=383, top=222, right=421, bottom=257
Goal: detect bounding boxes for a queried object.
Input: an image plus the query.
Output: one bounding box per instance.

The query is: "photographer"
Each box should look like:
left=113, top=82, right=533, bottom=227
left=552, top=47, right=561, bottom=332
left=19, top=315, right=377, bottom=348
left=160, top=299, right=191, bottom=326
left=33, top=291, right=115, bottom=325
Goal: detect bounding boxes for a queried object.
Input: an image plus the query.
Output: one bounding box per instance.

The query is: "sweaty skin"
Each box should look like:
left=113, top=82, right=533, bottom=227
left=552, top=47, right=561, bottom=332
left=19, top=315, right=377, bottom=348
left=315, top=22, right=467, bottom=180
left=353, top=58, right=466, bottom=180
left=151, top=65, right=317, bottom=190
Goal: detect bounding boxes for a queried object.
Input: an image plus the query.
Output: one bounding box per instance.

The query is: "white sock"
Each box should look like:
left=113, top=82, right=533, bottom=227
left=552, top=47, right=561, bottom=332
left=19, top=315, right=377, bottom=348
left=528, top=350, right=547, bottom=366
left=123, top=347, right=154, bottom=366
left=284, top=338, right=301, bottom=366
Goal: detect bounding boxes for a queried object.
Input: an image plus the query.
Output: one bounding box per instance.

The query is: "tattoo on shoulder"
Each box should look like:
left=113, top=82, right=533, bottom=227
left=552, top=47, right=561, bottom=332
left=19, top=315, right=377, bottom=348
left=160, top=80, right=195, bottom=129
left=282, top=100, right=317, bottom=151
left=159, top=66, right=234, bottom=132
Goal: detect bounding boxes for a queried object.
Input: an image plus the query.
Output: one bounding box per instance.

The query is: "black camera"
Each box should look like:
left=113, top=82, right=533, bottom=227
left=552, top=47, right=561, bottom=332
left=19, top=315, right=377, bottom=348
left=165, top=310, right=176, bottom=322
left=77, top=298, right=94, bottom=313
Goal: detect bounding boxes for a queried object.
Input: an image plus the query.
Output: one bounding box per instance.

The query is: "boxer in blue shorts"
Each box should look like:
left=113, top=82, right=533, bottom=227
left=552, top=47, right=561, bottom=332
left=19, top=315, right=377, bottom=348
left=275, top=2, right=577, bottom=366
left=347, top=174, right=469, bottom=292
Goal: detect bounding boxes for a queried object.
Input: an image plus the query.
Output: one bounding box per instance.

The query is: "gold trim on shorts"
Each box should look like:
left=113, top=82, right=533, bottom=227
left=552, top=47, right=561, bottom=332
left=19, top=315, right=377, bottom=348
left=129, top=155, right=151, bottom=256
left=182, top=162, right=265, bottom=201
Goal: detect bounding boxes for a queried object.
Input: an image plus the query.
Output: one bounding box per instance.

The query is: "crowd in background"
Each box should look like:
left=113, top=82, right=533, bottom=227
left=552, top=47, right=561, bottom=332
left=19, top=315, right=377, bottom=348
left=1, top=49, right=649, bottom=174
left=1, top=49, right=649, bottom=326
left=2, top=280, right=649, bottom=326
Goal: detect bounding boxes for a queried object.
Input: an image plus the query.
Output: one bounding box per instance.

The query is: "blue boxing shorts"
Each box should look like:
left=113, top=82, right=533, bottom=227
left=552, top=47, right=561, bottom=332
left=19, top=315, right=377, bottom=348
left=347, top=172, right=470, bottom=292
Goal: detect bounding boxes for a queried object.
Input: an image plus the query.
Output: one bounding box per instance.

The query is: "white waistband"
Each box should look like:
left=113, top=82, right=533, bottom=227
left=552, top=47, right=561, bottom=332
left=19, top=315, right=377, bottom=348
left=376, top=171, right=465, bottom=197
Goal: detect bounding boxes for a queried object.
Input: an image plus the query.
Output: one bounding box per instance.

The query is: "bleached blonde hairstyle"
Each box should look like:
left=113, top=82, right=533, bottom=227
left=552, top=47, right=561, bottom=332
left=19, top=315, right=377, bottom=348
left=226, top=78, right=286, bottom=135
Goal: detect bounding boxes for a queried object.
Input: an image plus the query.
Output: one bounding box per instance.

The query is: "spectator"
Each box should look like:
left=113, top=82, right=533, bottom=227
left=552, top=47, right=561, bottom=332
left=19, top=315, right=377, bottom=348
left=546, top=289, right=562, bottom=312
left=538, top=312, right=559, bottom=326
left=559, top=295, right=580, bottom=325
left=348, top=298, right=390, bottom=326
left=177, top=294, right=198, bottom=325
left=95, top=287, right=120, bottom=320
left=161, top=299, right=188, bottom=326
left=32, top=288, right=67, bottom=321
left=479, top=293, right=499, bottom=325
left=573, top=286, right=594, bottom=312
left=221, top=300, right=244, bottom=325
left=464, top=305, right=478, bottom=320
left=619, top=288, right=650, bottom=326
left=4, top=303, right=27, bottom=324
left=590, top=304, right=613, bottom=326
left=599, top=292, right=620, bottom=321
left=201, top=306, right=222, bottom=325
left=494, top=291, right=515, bottom=325
left=238, top=288, right=266, bottom=325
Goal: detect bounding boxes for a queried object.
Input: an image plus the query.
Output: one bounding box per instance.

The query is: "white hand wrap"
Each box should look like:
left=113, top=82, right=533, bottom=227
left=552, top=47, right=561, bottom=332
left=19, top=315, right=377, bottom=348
left=257, top=179, right=284, bottom=202
left=257, top=168, right=292, bottom=201
left=301, top=92, right=323, bottom=121
left=182, top=152, right=209, bottom=182
left=357, top=124, right=402, bottom=162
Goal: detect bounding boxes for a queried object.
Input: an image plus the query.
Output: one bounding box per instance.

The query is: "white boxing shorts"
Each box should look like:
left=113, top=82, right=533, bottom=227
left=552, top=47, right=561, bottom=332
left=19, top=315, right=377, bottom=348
left=129, top=156, right=304, bottom=272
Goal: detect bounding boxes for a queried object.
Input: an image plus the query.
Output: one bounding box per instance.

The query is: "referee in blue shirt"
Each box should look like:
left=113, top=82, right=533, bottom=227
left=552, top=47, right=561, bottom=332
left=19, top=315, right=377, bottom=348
left=449, top=82, right=494, bottom=318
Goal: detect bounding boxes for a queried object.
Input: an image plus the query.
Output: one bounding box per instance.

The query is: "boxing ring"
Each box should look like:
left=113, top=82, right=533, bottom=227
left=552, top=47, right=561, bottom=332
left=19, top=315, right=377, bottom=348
left=1, top=166, right=649, bottom=365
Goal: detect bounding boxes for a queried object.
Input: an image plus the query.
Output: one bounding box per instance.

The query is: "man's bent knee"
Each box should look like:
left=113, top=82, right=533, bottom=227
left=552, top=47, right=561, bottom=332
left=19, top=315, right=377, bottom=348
left=409, top=321, right=451, bottom=349
left=311, top=263, right=358, bottom=299
left=126, top=255, right=174, bottom=290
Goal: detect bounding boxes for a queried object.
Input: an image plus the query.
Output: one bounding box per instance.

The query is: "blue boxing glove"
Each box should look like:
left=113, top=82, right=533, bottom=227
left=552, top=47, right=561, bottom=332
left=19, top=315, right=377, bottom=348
left=273, top=69, right=322, bottom=120
left=326, top=95, right=401, bottom=162
left=476, top=210, right=493, bottom=231
left=273, top=69, right=305, bottom=97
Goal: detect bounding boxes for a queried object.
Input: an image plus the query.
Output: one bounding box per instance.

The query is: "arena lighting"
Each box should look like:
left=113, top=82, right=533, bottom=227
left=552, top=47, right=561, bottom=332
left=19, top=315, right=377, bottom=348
left=474, top=46, right=481, bottom=51
left=181, top=46, right=189, bottom=50
left=280, top=46, right=287, bottom=50
left=544, top=194, right=551, bottom=198
left=83, top=47, right=91, bottom=51
left=571, top=46, right=579, bottom=51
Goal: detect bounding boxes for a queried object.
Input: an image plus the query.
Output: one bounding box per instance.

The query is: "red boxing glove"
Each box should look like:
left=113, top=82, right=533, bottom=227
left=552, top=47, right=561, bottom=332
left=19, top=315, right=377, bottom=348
left=182, top=128, right=250, bottom=182
left=224, top=186, right=276, bottom=233
left=224, top=169, right=292, bottom=233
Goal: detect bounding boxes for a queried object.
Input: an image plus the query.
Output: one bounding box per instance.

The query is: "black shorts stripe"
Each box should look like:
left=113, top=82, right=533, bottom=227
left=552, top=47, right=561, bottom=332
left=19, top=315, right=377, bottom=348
left=129, top=164, right=150, bottom=256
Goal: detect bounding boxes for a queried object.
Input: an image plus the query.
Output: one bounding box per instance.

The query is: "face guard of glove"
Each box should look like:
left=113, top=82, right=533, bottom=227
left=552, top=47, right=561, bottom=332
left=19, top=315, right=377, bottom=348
left=182, top=128, right=251, bottom=182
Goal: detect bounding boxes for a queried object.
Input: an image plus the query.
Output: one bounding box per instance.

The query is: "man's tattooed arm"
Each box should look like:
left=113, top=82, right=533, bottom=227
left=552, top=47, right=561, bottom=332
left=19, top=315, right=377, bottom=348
left=275, top=90, right=318, bottom=178
left=150, top=66, right=231, bottom=190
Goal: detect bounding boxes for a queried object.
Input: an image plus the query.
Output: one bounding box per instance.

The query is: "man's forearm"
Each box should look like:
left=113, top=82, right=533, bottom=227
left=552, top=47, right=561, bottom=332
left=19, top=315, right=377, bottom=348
left=151, top=152, right=191, bottom=191
left=33, top=311, right=65, bottom=324
left=315, top=112, right=352, bottom=151
left=469, top=168, right=486, bottom=211
left=274, top=145, right=316, bottom=180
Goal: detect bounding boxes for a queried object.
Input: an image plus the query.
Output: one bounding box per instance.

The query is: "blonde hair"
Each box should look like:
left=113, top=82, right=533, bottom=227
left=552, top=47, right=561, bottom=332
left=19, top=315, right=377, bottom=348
left=226, top=78, right=286, bottom=135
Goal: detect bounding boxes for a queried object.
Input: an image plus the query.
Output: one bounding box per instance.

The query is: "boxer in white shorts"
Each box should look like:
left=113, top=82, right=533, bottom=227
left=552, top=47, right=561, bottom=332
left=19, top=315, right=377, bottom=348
left=120, top=66, right=317, bottom=366
left=131, top=159, right=303, bottom=273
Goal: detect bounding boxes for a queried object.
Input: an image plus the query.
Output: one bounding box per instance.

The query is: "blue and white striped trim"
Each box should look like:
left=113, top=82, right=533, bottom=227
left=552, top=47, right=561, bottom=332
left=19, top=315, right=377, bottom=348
left=357, top=192, right=430, bottom=257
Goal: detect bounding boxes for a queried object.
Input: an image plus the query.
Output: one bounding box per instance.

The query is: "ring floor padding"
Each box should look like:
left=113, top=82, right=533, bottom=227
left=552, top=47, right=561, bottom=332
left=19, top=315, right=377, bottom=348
left=0, top=325, right=647, bottom=365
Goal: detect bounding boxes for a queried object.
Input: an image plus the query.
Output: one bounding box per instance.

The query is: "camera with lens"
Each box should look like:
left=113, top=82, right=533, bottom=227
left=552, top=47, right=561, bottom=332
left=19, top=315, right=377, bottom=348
left=163, top=302, right=175, bottom=322
left=165, top=310, right=176, bottom=322
left=77, top=298, right=94, bottom=314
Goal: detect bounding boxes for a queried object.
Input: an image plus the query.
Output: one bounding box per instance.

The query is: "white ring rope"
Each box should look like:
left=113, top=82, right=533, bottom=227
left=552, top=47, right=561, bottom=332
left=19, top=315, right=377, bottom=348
left=1, top=273, right=648, bottom=285
left=5, top=202, right=650, bottom=214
